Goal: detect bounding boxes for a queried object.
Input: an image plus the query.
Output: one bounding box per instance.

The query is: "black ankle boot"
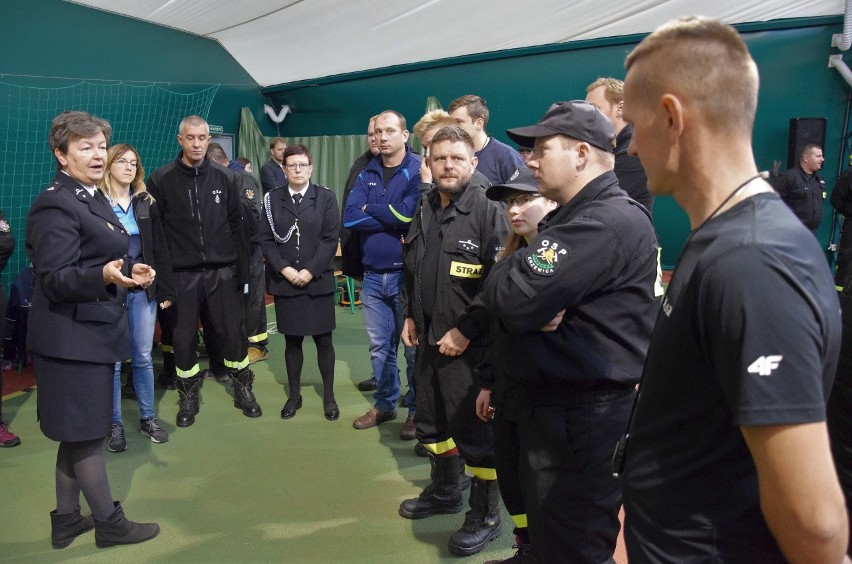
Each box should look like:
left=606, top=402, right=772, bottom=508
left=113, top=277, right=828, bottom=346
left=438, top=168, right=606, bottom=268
left=231, top=368, right=262, bottom=418
left=448, top=477, right=502, bottom=556
left=176, top=374, right=202, bottom=427
left=94, top=501, right=159, bottom=548
left=50, top=506, right=94, bottom=549
left=399, top=455, right=464, bottom=519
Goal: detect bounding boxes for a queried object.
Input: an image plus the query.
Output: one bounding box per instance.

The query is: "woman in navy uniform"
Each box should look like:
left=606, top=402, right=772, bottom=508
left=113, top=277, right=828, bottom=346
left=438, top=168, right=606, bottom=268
left=26, top=111, right=159, bottom=549
left=259, top=144, right=341, bottom=421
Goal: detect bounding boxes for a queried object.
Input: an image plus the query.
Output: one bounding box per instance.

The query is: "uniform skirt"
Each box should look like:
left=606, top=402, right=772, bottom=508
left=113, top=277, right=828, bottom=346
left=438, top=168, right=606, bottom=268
left=35, top=354, right=113, bottom=442
left=274, top=292, right=336, bottom=336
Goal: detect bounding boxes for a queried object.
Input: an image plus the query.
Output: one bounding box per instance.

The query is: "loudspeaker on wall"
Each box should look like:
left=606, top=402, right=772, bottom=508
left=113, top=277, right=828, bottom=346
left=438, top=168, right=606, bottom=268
left=787, top=117, right=826, bottom=170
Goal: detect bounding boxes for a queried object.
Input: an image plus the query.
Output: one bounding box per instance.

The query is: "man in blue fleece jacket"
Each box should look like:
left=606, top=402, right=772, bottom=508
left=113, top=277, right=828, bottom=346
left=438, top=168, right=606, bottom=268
left=344, top=110, right=422, bottom=430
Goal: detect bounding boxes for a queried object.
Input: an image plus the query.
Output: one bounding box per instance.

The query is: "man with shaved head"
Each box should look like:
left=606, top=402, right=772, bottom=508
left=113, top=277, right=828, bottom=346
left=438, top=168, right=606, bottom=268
left=620, top=16, right=847, bottom=562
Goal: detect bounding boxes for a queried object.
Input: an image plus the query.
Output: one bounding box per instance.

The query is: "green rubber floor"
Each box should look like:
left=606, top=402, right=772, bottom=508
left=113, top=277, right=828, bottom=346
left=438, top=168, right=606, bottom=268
left=0, top=305, right=517, bottom=563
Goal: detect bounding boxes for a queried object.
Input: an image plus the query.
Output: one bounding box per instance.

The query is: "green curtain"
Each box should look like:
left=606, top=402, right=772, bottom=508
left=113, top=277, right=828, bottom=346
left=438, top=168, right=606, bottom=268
left=283, top=135, right=368, bottom=204
left=238, top=107, right=270, bottom=188
left=238, top=107, right=368, bottom=206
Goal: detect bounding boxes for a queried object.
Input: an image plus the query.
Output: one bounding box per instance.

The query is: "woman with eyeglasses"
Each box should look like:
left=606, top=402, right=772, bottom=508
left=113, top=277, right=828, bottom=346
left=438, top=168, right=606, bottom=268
left=26, top=111, right=159, bottom=548
left=475, top=168, right=556, bottom=564
left=259, top=144, right=341, bottom=421
left=99, top=144, right=175, bottom=452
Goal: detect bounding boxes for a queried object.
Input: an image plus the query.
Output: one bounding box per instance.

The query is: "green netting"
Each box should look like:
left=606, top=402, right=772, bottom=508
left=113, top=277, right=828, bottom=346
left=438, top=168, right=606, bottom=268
left=0, top=80, right=219, bottom=291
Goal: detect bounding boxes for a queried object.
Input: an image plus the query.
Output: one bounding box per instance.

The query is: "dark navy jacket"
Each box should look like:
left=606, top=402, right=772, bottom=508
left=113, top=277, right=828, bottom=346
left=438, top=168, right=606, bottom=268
left=26, top=172, right=131, bottom=363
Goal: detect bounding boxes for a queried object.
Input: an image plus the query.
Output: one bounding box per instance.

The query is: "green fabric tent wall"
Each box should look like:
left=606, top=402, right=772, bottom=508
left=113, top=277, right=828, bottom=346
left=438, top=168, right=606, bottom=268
left=239, top=107, right=368, bottom=206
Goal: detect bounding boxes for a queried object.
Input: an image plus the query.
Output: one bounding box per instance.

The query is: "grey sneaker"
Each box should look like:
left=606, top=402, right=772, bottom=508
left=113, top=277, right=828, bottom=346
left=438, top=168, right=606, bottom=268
left=140, top=418, right=169, bottom=444
left=107, top=423, right=127, bottom=452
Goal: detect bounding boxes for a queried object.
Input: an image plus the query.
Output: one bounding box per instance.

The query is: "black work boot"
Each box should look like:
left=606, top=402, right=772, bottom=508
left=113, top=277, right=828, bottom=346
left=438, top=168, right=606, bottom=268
left=50, top=506, right=94, bottom=549
left=158, top=351, right=176, bottom=390
left=175, top=375, right=202, bottom=427
left=448, top=477, right=502, bottom=556
left=94, top=501, right=159, bottom=548
left=399, top=455, right=464, bottom=519
left=231, top=368, right=262, bottom=418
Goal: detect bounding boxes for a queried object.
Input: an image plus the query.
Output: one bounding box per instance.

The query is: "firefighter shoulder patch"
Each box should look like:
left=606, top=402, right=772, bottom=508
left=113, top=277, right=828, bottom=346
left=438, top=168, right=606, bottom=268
left=526, top=238, right=568, bottom=276
left=245, top=189, right=255, bottom=200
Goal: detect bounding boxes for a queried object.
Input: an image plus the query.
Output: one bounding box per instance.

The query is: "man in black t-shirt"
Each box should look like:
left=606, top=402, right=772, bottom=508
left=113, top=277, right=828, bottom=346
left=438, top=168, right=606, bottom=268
left=621, top=16, right=847, bottom=563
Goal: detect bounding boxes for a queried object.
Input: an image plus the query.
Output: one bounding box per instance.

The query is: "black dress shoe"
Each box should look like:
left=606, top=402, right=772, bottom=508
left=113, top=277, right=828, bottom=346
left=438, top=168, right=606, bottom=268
left=357, top=376, right=377, bottom=391
left=324, top=401, right=340, bottom=421
left=280, top=396, right=302, bottom=419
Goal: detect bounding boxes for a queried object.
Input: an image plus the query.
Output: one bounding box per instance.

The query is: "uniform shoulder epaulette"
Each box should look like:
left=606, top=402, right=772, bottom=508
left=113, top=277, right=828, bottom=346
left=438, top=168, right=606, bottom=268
left=267, top=184, right=287, bottom=194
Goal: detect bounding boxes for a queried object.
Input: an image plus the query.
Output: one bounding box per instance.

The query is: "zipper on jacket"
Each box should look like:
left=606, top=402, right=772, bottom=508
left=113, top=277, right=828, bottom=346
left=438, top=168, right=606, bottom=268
left=192, top=173, right=206, bottom=263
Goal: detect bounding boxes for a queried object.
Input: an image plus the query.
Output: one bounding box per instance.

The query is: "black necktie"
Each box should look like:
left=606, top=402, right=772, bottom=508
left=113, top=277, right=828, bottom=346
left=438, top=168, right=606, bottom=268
left=293, top=193, right=302, bottom=207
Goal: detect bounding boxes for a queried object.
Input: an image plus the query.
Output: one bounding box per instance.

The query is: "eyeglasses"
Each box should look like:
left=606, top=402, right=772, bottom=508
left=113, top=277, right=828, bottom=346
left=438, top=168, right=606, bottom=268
left=285, top=163, right=312, bottom=171
left=502, top=193, right=541, bottom=207
left=115, top=158, right=138, bottom=168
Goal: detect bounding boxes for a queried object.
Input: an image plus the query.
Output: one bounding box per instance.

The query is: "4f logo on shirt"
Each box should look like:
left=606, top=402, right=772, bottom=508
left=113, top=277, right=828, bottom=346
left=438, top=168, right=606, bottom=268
left=526, top=239, right=567, bottom=276
left=747, top=355, right=783, bottom=376
left=213, top=189, right=222, bottom=204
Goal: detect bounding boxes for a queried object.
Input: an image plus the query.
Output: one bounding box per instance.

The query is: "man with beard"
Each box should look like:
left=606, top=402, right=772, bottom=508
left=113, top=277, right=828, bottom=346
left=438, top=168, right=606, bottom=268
left=399, top=125, right=509, bottom=556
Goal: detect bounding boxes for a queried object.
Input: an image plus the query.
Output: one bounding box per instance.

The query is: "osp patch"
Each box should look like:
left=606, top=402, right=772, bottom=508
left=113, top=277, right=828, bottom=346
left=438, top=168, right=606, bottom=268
left=526, top=238, right=567, bottom=276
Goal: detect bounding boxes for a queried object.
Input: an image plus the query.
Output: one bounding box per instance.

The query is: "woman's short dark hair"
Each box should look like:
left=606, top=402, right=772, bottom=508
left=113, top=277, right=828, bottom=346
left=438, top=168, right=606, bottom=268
left=48, top=111, right=112, bottom=165
left=283, top=144, right=312, bottom=164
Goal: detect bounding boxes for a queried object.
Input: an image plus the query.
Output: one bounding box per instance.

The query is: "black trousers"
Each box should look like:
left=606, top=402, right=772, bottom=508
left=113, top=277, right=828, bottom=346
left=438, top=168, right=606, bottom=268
left=519, top=388, right=634, bottom=564
left=493, top=409, right=527, bottom=535
left=172, top=268, right=246, bottom=376
left=245, top=244, right=268, bottom=347
left=414, top=343, right=495, bottom=471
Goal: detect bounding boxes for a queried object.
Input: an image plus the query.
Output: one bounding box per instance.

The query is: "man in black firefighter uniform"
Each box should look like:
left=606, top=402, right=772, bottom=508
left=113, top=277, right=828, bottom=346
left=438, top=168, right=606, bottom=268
left=482, top=101, right=660, bottom=563
left=148, top=115, right=260, bottom=427
left=399, top=125, right=509, bottom=556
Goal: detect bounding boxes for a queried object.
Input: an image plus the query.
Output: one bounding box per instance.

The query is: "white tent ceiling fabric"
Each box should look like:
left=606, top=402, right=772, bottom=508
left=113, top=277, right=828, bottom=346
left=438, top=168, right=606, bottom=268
left=66, top=0, right=842, bottom=87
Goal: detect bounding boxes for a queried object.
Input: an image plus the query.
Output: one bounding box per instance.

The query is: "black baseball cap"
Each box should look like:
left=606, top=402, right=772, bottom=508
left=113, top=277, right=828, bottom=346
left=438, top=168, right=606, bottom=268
left=506, top=100, right=616, bottom=153
left=486, top=167, right=538, bottom=201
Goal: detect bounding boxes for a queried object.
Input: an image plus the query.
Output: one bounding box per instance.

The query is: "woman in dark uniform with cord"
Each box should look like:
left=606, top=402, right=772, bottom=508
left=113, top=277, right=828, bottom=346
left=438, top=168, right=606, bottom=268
left=26, top=111, right=159, bottom=549
left=259, top=144, right=341, bottom=421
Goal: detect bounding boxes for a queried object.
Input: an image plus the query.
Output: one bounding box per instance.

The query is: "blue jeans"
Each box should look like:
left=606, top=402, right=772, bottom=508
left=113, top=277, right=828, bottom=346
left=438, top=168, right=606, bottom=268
left=112, top=290, right=157, bottom=423
left=361, top=271, right=410, bottom=413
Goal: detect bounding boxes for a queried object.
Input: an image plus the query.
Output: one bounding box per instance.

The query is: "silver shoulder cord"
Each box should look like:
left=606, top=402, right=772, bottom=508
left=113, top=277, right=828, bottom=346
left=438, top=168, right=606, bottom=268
left=264, top=192, right=299, bottom=245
